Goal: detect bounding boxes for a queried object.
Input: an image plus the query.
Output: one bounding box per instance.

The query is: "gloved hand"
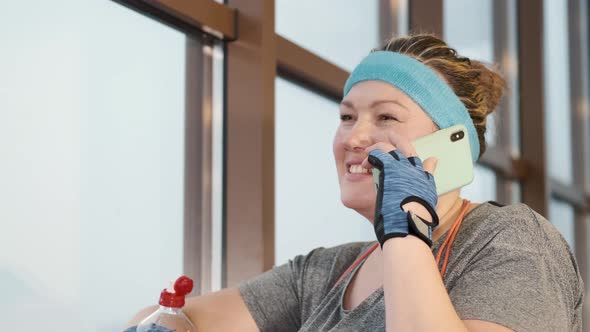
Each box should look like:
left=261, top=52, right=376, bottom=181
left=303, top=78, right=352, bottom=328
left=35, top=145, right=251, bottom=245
left=368, top=148, right=438, bottom=247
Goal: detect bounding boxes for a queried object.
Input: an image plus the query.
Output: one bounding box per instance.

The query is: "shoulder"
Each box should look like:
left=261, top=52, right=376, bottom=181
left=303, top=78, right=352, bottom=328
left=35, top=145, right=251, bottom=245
left=304, top=241, right=373, bottom=262
left=283, top=241, right=375, bottom=310
left=464, top=202, right=569, bottom=254
left=447, top=202, right=584, bottom=331
left=289, top=241, right=374, bottom=278
left=459, top=202, right=583, bottom=299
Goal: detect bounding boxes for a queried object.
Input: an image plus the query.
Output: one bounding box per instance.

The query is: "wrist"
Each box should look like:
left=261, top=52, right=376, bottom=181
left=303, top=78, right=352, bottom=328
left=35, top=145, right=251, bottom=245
left=402, top=201, right=435, bottom=222
left=378, top=210, right=437, bottom=248
left=382, top=233, right=429, bottom=251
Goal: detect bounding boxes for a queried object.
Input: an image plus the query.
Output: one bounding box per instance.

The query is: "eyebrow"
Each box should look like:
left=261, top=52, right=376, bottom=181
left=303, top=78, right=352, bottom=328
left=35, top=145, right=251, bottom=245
left=340, top=99, right=409, bottom=111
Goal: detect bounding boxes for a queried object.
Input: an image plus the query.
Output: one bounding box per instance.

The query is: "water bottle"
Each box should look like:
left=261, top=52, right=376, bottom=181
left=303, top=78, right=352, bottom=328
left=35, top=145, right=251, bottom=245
left=136, top=275, right=197, bottom=332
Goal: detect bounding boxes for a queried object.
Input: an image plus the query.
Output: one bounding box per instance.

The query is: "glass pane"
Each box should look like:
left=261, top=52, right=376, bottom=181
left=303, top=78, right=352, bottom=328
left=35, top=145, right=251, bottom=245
left=445, top=0, right=521, bottom=155
left=275, top=78, right=374, bottom=265
left=444, top=0, right=494, bottom=62
left=544, top=0, right=574, bottom=183
left=461, top=166, right=497, bottom=203
left=511, top=181, right=522, bottom=204
left=549, top=199, right=575, bottom=251
left=0, top=1, right=198, bottom=330
left=276, top=0, right=380, bottom=71
left=444, top=0, right=496, bottom=147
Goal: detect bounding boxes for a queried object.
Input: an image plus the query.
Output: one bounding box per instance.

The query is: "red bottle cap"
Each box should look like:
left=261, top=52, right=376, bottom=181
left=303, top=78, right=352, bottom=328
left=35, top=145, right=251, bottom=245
left=159, top=275, right=194, bottom=308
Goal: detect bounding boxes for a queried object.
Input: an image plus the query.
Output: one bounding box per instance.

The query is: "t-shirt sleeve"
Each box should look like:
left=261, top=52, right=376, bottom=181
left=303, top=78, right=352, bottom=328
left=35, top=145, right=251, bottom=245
left=238, top=255, right=305, bottom=332
left=237, top=243, right=367, bottom=332
left=449, top=206, right=583, bottom=332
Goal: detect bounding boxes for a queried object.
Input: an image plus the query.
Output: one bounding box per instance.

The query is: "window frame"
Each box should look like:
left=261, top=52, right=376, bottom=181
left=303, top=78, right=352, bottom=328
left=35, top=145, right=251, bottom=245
left=117, top=0, right=590, bottom=296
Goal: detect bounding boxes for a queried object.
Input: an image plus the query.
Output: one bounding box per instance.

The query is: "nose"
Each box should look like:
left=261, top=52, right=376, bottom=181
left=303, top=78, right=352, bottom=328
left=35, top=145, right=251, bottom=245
left=344, top=121, right=373, bottom=151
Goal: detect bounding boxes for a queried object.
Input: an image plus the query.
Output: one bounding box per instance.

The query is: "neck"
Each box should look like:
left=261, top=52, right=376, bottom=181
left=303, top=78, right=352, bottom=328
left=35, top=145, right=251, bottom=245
left=359, top=190, right=466, bottom=241
left=432, top=191, right=465, bottom=241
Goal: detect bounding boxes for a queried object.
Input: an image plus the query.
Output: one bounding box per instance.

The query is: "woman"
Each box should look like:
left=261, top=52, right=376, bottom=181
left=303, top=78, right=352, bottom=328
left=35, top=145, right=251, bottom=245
left=128, top=34, right=583, bottom=331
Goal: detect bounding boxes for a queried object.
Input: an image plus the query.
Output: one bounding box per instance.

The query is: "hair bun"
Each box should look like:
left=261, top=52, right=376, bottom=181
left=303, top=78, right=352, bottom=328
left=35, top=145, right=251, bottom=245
left=379, top=33, right=506, bottom=158
left=472, top=61, right=505, bottom=116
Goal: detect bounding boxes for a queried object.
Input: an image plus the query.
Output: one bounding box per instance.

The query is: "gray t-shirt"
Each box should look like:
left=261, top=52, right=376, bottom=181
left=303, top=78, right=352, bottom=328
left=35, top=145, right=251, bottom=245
left=239, top=202, right=584, bottom=331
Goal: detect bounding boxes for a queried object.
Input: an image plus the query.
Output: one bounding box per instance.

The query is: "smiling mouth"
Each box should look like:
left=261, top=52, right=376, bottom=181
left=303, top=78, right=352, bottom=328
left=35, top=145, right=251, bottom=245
left=348, top=164, right=371, bottom=174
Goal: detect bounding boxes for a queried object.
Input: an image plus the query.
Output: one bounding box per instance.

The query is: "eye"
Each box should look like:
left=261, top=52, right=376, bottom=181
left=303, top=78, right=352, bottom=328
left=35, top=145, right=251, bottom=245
left=378, top=114, right=398, bottom=121
left=340, top=114, right=353, bottom=122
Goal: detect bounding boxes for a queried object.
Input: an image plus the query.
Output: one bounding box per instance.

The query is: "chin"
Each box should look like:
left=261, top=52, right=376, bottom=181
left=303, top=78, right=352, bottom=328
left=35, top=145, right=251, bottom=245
left=340, top=191, right=375, bottom=211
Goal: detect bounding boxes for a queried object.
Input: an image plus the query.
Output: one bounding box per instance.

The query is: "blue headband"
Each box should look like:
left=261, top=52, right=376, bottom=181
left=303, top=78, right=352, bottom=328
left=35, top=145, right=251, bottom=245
left=343, top=51, right=480, bottom=162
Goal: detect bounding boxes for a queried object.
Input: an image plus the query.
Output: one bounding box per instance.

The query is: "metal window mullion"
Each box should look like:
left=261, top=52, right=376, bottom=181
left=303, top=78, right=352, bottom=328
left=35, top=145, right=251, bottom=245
left=210, top=42, right=225, bottom=292
left=183, top=36, right=215, bottom=295
left=183, top=36, right=203, bottom=293
left=276, top=35, right=348, bottom=102
left=567, top=0, right=590, bottom=202
left=113, top=0, right=237, bottom=41
left=409, top=0, right=443, bottom=36
left=550, top=179, right=588, bottom=211
left=224, top=0, right=276, bottom=287
left=568, top=1, right=590, bottom=323
left=517, top=0, right=548, bottom=216
left=492, top=0, right=518, bottom=205
left=200, top=39, right=215, bottom=294
left=380, top=0, right=409, bottom=41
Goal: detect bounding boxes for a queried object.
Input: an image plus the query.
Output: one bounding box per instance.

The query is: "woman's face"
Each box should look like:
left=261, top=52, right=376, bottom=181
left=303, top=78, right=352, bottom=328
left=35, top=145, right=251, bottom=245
left=333, top=80, right=438, bottom=218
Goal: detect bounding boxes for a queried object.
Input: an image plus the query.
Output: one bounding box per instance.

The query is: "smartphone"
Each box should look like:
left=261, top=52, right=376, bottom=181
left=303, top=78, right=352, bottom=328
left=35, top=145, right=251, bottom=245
left=371, top=124, right=474, bottom=196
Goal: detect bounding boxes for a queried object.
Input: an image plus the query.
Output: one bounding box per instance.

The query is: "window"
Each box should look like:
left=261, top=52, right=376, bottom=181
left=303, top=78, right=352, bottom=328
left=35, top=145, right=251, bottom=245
left=274, top=78, right=374, bottom=264
left=461, top=166, right=497, bottom=203
left=549, top=199, right=575, bottom=250
left=276, top=0, right=380, bottom=71
left=544, top=0, right=574, bottom=184
left=0, top=1, right=222, bottom=330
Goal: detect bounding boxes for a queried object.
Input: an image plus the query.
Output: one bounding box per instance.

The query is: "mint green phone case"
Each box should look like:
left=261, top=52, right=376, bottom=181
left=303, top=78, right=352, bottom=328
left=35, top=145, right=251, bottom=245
left=412, top=124, right=474, bottom=195
left=371, top=124, right=474, bottom=196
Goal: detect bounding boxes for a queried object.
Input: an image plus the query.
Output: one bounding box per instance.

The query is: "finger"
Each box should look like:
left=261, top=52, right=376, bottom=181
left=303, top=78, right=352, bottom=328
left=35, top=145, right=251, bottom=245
left=422, top=157, right=438, bottom=175
left=392, top=150, right=406, bottom=161
left=364, top=142, right=397, bottom=169
left=361, top=156, right=372, bottom=169
left=365, top=142, right=396, bottom=155
left=387, top=131, right=418, bottom=158
left=368, top=148, right=397, bottom=168
left=407, top=156, right=423, bottom=169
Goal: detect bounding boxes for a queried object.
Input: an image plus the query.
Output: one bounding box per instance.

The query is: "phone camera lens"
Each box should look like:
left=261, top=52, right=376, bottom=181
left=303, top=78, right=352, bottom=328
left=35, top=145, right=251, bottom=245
left=450, top=130, right=465, bottom=142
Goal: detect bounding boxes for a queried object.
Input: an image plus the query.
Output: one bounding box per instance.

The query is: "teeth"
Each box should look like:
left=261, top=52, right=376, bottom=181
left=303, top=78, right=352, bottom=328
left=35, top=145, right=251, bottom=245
left=349, top=164, right=370, bottom=174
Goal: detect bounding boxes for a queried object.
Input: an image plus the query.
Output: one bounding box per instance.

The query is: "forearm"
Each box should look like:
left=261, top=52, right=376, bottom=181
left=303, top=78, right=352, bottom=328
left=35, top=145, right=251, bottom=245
left=125, top=288, right=258, bottom=332
left=382, top=236, right=468, bottom=332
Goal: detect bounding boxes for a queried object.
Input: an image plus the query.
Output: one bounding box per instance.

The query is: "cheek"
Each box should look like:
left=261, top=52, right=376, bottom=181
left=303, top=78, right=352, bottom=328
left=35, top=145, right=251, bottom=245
left=333, top=130, right=349, bottom=181
left=410, top=116, right=438, bottom=139
left=332, top=131, right=344, bottom=161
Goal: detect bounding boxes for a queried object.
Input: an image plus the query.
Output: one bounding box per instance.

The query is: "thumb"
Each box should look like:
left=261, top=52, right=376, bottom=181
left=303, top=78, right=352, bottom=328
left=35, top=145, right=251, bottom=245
left=422, top=157, right=438, bottom=175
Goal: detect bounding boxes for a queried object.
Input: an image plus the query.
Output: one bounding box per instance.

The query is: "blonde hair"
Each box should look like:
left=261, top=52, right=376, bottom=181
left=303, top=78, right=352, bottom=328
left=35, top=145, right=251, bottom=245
left=378, top=34, right=506, bottom=158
